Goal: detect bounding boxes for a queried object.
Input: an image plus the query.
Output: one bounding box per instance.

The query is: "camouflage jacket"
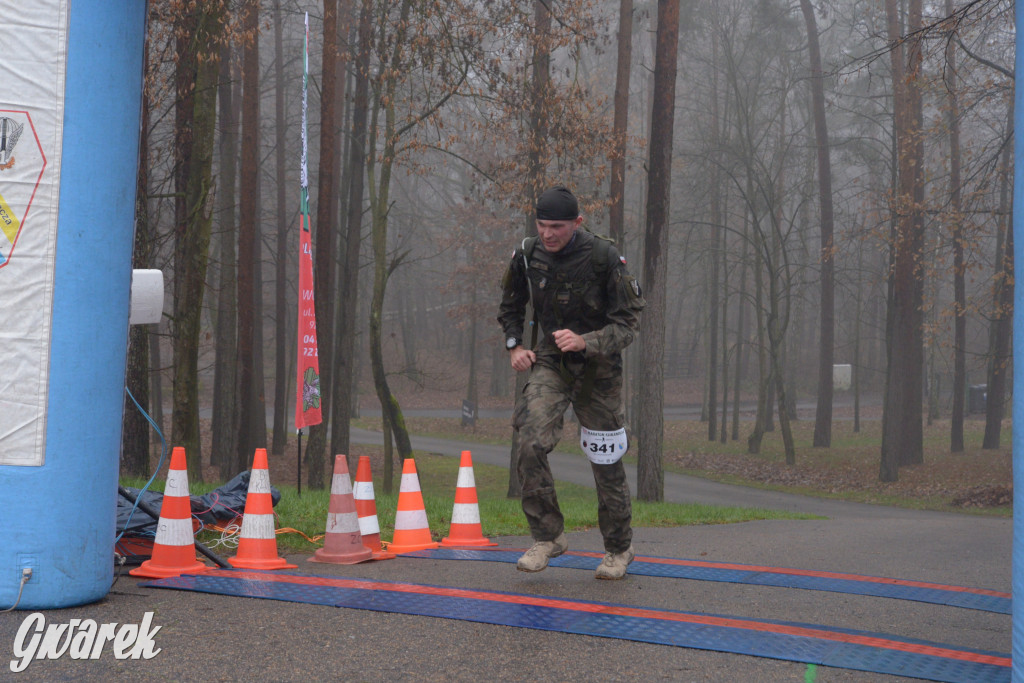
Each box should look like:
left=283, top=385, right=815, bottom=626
left=497, top=229, right=645, bottom=371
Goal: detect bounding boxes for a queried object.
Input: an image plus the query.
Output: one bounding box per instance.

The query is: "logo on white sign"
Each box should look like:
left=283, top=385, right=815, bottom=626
left=10, top=612, right=162, bottom=673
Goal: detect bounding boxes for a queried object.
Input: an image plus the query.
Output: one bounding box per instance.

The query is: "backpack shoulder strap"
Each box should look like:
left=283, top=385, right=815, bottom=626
left=590, top=234, right=613, bottom=275
left=521, top=235, right=539, bottom=260
left=520, top=236, right=539, bottom=348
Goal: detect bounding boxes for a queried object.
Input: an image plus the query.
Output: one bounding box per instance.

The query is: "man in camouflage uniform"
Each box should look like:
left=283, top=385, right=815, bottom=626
left=498, top=186, right=645, bottom=580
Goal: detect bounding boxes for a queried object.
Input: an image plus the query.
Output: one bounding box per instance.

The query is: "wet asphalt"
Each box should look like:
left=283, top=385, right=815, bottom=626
left=0, top=430, right=1010, bottom=682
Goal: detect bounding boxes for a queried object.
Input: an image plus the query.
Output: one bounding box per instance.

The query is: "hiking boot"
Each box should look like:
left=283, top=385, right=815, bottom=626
left=516, top=533, right=568, bottom=572
left=594, top=545, right=635, bottom=580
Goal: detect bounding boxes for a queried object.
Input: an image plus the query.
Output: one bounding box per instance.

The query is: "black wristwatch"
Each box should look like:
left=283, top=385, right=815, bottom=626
left=506, top=336, right=521, bottom=350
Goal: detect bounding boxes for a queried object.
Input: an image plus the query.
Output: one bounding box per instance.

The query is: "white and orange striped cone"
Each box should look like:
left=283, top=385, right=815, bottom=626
left=441, top=450, right=497, bottom=547
left=310, top=455, right=373, bottom=564
left=386, top=458, right=439, bottom=554
left=228, top=448, right=297, bottom=570
left=354, top=456, right=395, bottom=560
left=130, top=447, right=208, bottom=579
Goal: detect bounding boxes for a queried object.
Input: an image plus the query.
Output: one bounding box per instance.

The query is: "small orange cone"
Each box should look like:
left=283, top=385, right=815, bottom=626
left=130, top=447, right=208, bottom=579
left=310, top=455, right=373, bottom=564
left=353, top=456, right=395, bottom=560
left=386, top=458, right=439, bottom=554
left=441, top=450, right=497, bottom=547
left=228, top=448, right=297, bottom=570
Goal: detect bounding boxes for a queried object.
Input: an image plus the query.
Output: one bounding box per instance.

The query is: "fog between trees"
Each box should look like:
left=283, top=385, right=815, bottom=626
left=120, top=0, right=1014, bottom=494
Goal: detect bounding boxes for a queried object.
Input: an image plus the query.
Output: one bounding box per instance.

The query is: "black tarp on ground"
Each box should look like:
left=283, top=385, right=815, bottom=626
left=116, top=470, right=281, bottom=535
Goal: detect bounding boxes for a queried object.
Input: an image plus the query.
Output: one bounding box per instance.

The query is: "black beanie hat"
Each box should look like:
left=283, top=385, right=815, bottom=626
left=536, top=186, right=579, bottom=221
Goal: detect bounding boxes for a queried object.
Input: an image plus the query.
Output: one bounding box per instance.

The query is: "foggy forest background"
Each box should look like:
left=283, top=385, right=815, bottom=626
left=119, top=0, right=1015, bottom=499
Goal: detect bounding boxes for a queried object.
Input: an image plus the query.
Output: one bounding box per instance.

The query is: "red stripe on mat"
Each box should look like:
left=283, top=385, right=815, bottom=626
left=210, top=570, right=1010, bottom=668
left=548, top=551, right=1010, bottom=599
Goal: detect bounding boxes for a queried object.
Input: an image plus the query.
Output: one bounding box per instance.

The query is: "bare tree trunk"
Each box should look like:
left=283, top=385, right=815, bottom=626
left=766, top=102, right=795, bottom=465
left=271, top=0, right=290, bottom=456
left=731, top=215, right=748, bottom=442
left=326, top=0, right=352, bottom=443
left=490, top=344, right=509, bottom=397
left=333, top=0, right=372, bottom=461
left=305, top=0, right=341, bottom=488
left=706, top=229, right=719, bottom=441
left=251, top=182, right=268, bottom=450
left=800, top=0, right=835, bottom=448
left=382, top=409, right=394, bottom=495
left=466, top=288, right=479, bottom=431
left=927, top=343, right=939, bottom=425
left=123, top=295, right=151, bottom=475
left=748, top=175, right=769, bottom=454
left=331, top=87, right=353, bottom=468
left=236, top=0, right=261, bottom=474
left=764, top=101, right=788, bottom=438
left=784, top=284, right=799, bottom=420
left=366, top=0, right=415, bottom=468
left=398, top=268, right=419, bottom=379
left=608, top=0, right=633, bottom=246
left=123, top=45, right=152, bottom=478
left=768, top=278, right=796, bottom=465
left=172, top=3, right=223, bottom=482
left=945, top=0, right=965, bottom=452
left=149, top=327, right=165, bottom=456
left=983, top=103, right=1013, bottom=449
left=706, top=29, right=723, bottom=442
left=881, top=0, right=925, bottom=481
left=853, top=243, right=863, bottom=433
left=637, top=0, right=681, bottom=502
left=719, top=230, right=729, bottom=444
left=212, top=39, right=240, bottom=478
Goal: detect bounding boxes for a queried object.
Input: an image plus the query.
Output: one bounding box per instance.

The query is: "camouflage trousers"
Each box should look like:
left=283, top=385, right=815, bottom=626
left=512, top=358, right=632, bottom=553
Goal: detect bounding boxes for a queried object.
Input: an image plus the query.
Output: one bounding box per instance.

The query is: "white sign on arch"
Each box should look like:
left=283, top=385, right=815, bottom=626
left=0, top=0, right=70, bottom=466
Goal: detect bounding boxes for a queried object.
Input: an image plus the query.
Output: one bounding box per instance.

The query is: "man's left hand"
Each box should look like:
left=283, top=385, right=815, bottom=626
left=553, top=329, right=586, bottom=353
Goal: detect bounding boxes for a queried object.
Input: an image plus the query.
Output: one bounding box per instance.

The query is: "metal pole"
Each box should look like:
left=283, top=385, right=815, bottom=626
left=297, top=428, right=303, bottom=496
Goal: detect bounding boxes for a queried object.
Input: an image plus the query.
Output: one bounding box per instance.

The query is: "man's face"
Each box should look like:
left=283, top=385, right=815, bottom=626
left=535, top=216, right=582, bottom=253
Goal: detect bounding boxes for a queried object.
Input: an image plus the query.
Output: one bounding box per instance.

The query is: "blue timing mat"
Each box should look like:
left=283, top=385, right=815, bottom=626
left=144, top=569, right=1010, bottom=683
left=400, top=548, right=1011, bottom=615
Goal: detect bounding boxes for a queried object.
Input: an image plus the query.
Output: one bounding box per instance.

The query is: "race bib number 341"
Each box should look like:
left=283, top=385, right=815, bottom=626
left=580, top=426, right=628, bottom=465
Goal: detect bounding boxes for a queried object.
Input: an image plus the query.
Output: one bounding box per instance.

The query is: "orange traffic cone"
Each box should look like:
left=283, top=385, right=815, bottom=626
left=130, top=447, right=208, bottom=579
left=441, top=450, right=496, bottom=547
left=310, top=455, right=373, bottom=564
left=354, top=456, right=395, bottom=560
left=228, top=448, right=297, bottom=570
left=386, top=458, right=439, bottom=554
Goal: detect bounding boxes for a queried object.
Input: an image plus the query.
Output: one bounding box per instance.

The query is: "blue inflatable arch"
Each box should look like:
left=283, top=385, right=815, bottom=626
left=1012, top=6, right=1023, bottom=682
left=0, top=1, right=146, bottom=608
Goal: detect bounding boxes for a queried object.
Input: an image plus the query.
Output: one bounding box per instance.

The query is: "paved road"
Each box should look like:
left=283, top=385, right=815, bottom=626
left=351, top=427, right=907, bottom=520
left=0, top=428, right=1009, bottom=682
left=359, top=393, right=883, bottom=422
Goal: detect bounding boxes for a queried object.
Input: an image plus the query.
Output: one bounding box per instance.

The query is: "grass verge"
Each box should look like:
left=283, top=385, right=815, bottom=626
left=122, top=452, right=816, bottom=554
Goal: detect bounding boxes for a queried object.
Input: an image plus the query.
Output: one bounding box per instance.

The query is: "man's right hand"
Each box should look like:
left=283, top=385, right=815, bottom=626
left=509, top=346, right=536, bottom=372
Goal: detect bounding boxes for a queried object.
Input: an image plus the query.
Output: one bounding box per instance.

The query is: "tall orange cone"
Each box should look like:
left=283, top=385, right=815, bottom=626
left=386, top=458, right=439, bottom=554
left=228, top=448, right=297, bottom=570
left=130, top=447, right=208, bottom=579
left=310, top=455, right=373, bottom=564
left=441, top=450, right=497, bottom=547
left=353, top=456, right=395, bottom=560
